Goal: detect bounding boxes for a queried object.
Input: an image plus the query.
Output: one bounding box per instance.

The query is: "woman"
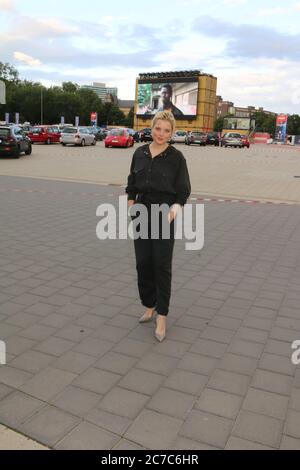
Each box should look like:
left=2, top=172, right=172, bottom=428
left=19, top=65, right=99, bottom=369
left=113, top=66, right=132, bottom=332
left=126, top=111, right=191, bottom=342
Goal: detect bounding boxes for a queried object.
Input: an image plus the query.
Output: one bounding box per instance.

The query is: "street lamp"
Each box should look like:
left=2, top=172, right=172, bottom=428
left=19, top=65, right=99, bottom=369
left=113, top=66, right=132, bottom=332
left=40, top=86, right=44, bottom=125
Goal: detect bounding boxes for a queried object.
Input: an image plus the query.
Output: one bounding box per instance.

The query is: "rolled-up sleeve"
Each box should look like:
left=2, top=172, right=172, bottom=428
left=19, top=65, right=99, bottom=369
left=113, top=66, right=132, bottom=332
left=125, top=154, right=138, bottom=201
left=174, top=156, right=191, bottom=206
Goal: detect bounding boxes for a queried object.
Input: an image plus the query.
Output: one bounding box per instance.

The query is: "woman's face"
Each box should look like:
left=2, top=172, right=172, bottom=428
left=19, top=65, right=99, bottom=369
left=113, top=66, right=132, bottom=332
left=152, top=119, right=173, bottom=146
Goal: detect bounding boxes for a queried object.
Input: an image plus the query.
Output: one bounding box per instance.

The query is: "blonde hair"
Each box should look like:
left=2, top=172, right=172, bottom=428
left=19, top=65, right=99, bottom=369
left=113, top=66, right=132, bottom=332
left=151, top=111, right=176, bottom=135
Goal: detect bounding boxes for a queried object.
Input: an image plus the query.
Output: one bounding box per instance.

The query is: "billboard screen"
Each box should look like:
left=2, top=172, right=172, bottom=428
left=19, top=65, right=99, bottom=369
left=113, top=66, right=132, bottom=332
left=223, top=117, right=252, bottom=131
left=137, top=79, right=198, bottom=119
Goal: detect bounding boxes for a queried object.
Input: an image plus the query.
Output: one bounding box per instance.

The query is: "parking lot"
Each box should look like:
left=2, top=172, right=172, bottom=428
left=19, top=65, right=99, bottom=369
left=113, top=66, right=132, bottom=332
left=1, top=142, right=300, bottom=203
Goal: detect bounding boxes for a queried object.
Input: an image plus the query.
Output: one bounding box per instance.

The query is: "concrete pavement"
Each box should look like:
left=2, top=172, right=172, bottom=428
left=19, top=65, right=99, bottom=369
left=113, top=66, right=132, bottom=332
left=0, top=174, right=300, bottom=449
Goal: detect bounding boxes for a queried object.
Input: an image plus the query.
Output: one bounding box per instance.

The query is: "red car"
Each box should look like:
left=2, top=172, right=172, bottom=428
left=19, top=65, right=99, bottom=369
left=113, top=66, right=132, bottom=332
left=28, top=126, right=61, bottom=145
left=241, top=135, right=250, bottom=148
left=105, top=129, right=134, bottom=148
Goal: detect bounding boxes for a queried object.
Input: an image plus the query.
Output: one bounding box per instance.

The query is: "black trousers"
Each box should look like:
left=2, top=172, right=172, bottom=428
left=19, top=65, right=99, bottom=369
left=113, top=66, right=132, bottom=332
left=132, top=197, right=176, bottom=317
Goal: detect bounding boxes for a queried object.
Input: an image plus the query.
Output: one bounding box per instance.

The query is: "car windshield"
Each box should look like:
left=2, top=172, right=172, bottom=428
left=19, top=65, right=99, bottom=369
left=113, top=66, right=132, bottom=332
left=192, top=132, right=205, bottom=137
left=0, top=129, right=10, bottom=138
left=32, top=127, right=43, bottom=133
left=63, top=128, right=77, bottom=134
left=226, top=133, right=241, bottom=138
left=176, top=131, right=186, bottom=136
left=110, top=130, right=124, bottom=136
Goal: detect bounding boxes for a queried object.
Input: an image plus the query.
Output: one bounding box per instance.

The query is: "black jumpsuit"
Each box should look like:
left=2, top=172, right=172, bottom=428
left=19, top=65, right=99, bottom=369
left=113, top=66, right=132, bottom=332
left=126, top=144, right=191, bottom=317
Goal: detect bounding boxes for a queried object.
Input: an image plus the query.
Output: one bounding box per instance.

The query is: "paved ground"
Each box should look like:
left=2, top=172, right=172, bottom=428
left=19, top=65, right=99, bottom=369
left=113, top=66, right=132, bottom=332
left=0, top=142, right=300, bottom=203
left=0, top=174, right=300, bottom=450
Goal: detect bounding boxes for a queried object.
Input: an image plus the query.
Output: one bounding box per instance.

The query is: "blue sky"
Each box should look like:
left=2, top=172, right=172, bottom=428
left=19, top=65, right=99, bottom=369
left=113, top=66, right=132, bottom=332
left=1, top=0, right=300, bottom=113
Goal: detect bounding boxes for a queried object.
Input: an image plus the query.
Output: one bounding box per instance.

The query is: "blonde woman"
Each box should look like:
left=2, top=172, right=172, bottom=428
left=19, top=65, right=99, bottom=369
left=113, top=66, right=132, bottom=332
left=126, top=111, right=191, bottom=342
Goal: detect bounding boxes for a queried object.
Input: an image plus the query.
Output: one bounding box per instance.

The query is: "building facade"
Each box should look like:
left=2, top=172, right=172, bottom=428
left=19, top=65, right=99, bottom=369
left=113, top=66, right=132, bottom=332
left=134, top=71, right=217, bottom=133
left=118, top=100, right=135, bottom=117
left=216, top=96, right=276, bottom=119
left=81, top=82, right=118, bottom=102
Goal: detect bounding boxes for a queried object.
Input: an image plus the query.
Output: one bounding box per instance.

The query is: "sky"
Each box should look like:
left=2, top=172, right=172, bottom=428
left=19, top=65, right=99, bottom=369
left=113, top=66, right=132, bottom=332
left=1, top=0, right=300, bottom=113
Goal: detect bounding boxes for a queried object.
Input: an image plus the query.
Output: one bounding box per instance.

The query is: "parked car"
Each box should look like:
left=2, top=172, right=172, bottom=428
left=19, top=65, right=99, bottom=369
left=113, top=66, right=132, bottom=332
left=85, top=126, right=105, bottom=141
left=28, top=126, right=61, bottom=145
left=185, top=131, right=207, bottom=146
left=206, top=132, right=220, bottom=146
left=241, top=135, right=250, bottom=148
left=105, top=129, right=134, bottom=148
left=126, top=128, right=140, bottom=143
left=221, top=133, right=243, bottom=148
left=0, top=125, right=32, bottom=158
left=170, top=130, right=188, bottom=144
left=60, top=127, right=96, bottom=146
left=139, top=128, right=153, bottom=142
left=20, top=124, right=32, bottom=136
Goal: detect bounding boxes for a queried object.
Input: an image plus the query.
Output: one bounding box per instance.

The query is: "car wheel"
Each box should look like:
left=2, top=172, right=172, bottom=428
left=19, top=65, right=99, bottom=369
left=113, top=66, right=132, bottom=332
left=25, top=144, right=32, bottom=155
left=81, top=139, right=85, bottom=147
left=62, top=143, right=66, bottom=146
left=92, top=139, right=96, bottom=146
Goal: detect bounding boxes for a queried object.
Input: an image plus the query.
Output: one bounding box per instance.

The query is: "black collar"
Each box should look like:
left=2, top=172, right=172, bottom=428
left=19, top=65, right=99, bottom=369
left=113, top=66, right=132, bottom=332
left=144, top=144, right=171, bottom=158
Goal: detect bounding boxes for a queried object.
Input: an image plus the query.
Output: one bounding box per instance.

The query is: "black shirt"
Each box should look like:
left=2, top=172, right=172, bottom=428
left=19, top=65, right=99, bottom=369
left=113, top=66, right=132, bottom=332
left=126, top=144, right=191, bottom=206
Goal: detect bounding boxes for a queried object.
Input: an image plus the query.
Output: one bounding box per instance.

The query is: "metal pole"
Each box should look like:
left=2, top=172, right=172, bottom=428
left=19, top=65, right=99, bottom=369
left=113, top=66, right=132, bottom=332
left=41, top=87, right=43, bottom=125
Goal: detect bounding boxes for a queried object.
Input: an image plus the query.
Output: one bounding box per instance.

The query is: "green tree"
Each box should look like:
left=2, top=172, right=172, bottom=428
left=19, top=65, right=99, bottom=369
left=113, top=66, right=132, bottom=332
left=214, top=116, right=225, bottom=132
left=0, top=62, right=19, bottom=83
left=104, top=102, right=126, bottom=126
left=253, top=111, right=276, bottom=135
left=287, top=115, right=300, bottom=135
left=123, top=107, right=134, bottom=128
left=62, top=82, right=79, bottom=93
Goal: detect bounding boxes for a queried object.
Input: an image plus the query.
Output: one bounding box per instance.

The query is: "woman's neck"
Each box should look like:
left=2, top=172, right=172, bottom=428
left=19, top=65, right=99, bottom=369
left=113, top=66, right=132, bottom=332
left=150, top=141, right=169, bottom=153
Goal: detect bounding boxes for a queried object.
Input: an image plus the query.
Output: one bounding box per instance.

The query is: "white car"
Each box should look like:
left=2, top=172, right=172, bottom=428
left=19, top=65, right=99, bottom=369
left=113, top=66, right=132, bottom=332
left=60, top=127, right=96, bottom=146
left=171, top=130, right=188, bottom=144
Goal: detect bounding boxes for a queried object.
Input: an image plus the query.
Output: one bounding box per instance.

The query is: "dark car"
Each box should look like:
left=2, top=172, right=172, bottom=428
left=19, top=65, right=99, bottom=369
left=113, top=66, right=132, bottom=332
left=206, top=132, right=220, bottom=146
left=0, top=125, right=32, bottom=158
left=221, top=133, right=243, bottom=148
left=87, top=126, right=105, bottom=141
left=140, top=128, right=153, bottom=142
left=126, top=128, right=140, bottom=143
left=185, top=131, right=207, bottom=146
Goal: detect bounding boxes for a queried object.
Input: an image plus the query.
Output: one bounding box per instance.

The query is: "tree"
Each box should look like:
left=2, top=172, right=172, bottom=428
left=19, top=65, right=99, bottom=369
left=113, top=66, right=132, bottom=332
left=214, top=116, right=225, bottom=132
left=0, top=62, right=19, bottom=83
left=253, top=111, right=276, bottom=135
left=123, top=107, right=134, bottom=128
left=287, top=115, right=300, bottom=135
left=0, top=62, right=127, bottom=126
left=62, top=82, right=79, bottom=93
left=104, top=102, right=126, bottom=126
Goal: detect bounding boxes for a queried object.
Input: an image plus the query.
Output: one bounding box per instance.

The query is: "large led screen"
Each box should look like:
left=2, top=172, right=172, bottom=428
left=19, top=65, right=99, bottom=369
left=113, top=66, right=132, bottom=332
left=137, top=80, right=198, bottom=119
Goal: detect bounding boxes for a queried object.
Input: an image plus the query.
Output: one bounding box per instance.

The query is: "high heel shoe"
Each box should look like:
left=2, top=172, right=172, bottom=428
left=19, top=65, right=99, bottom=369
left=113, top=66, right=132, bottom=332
left=139, top=309, right=155, bottom=324
left=155, top=315, right=167, bottom=342
left=155, top=331, right=166, bottom=343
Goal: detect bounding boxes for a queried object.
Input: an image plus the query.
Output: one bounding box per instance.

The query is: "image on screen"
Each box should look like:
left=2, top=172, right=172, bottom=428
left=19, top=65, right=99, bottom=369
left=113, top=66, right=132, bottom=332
left=137, top=81, right=198, bottom=119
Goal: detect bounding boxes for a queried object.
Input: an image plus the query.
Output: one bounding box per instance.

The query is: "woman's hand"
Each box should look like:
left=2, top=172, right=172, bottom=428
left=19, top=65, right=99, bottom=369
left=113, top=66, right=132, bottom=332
left=168, top=204, right=182, bottom=224
left=128, top=200, right=135, bottom=208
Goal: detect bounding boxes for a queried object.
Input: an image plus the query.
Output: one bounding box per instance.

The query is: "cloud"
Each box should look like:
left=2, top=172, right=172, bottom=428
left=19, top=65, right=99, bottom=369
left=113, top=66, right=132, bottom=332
left=193, top=16, right=300, bottom=61
left=14, top=52, right=42, bottom=66
left=0, top=0, right=14, bottom=11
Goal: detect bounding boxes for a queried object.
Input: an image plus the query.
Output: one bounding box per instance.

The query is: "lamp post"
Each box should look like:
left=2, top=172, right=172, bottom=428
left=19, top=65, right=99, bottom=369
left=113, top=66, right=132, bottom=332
left=40, top=86, right=44, bottom=125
